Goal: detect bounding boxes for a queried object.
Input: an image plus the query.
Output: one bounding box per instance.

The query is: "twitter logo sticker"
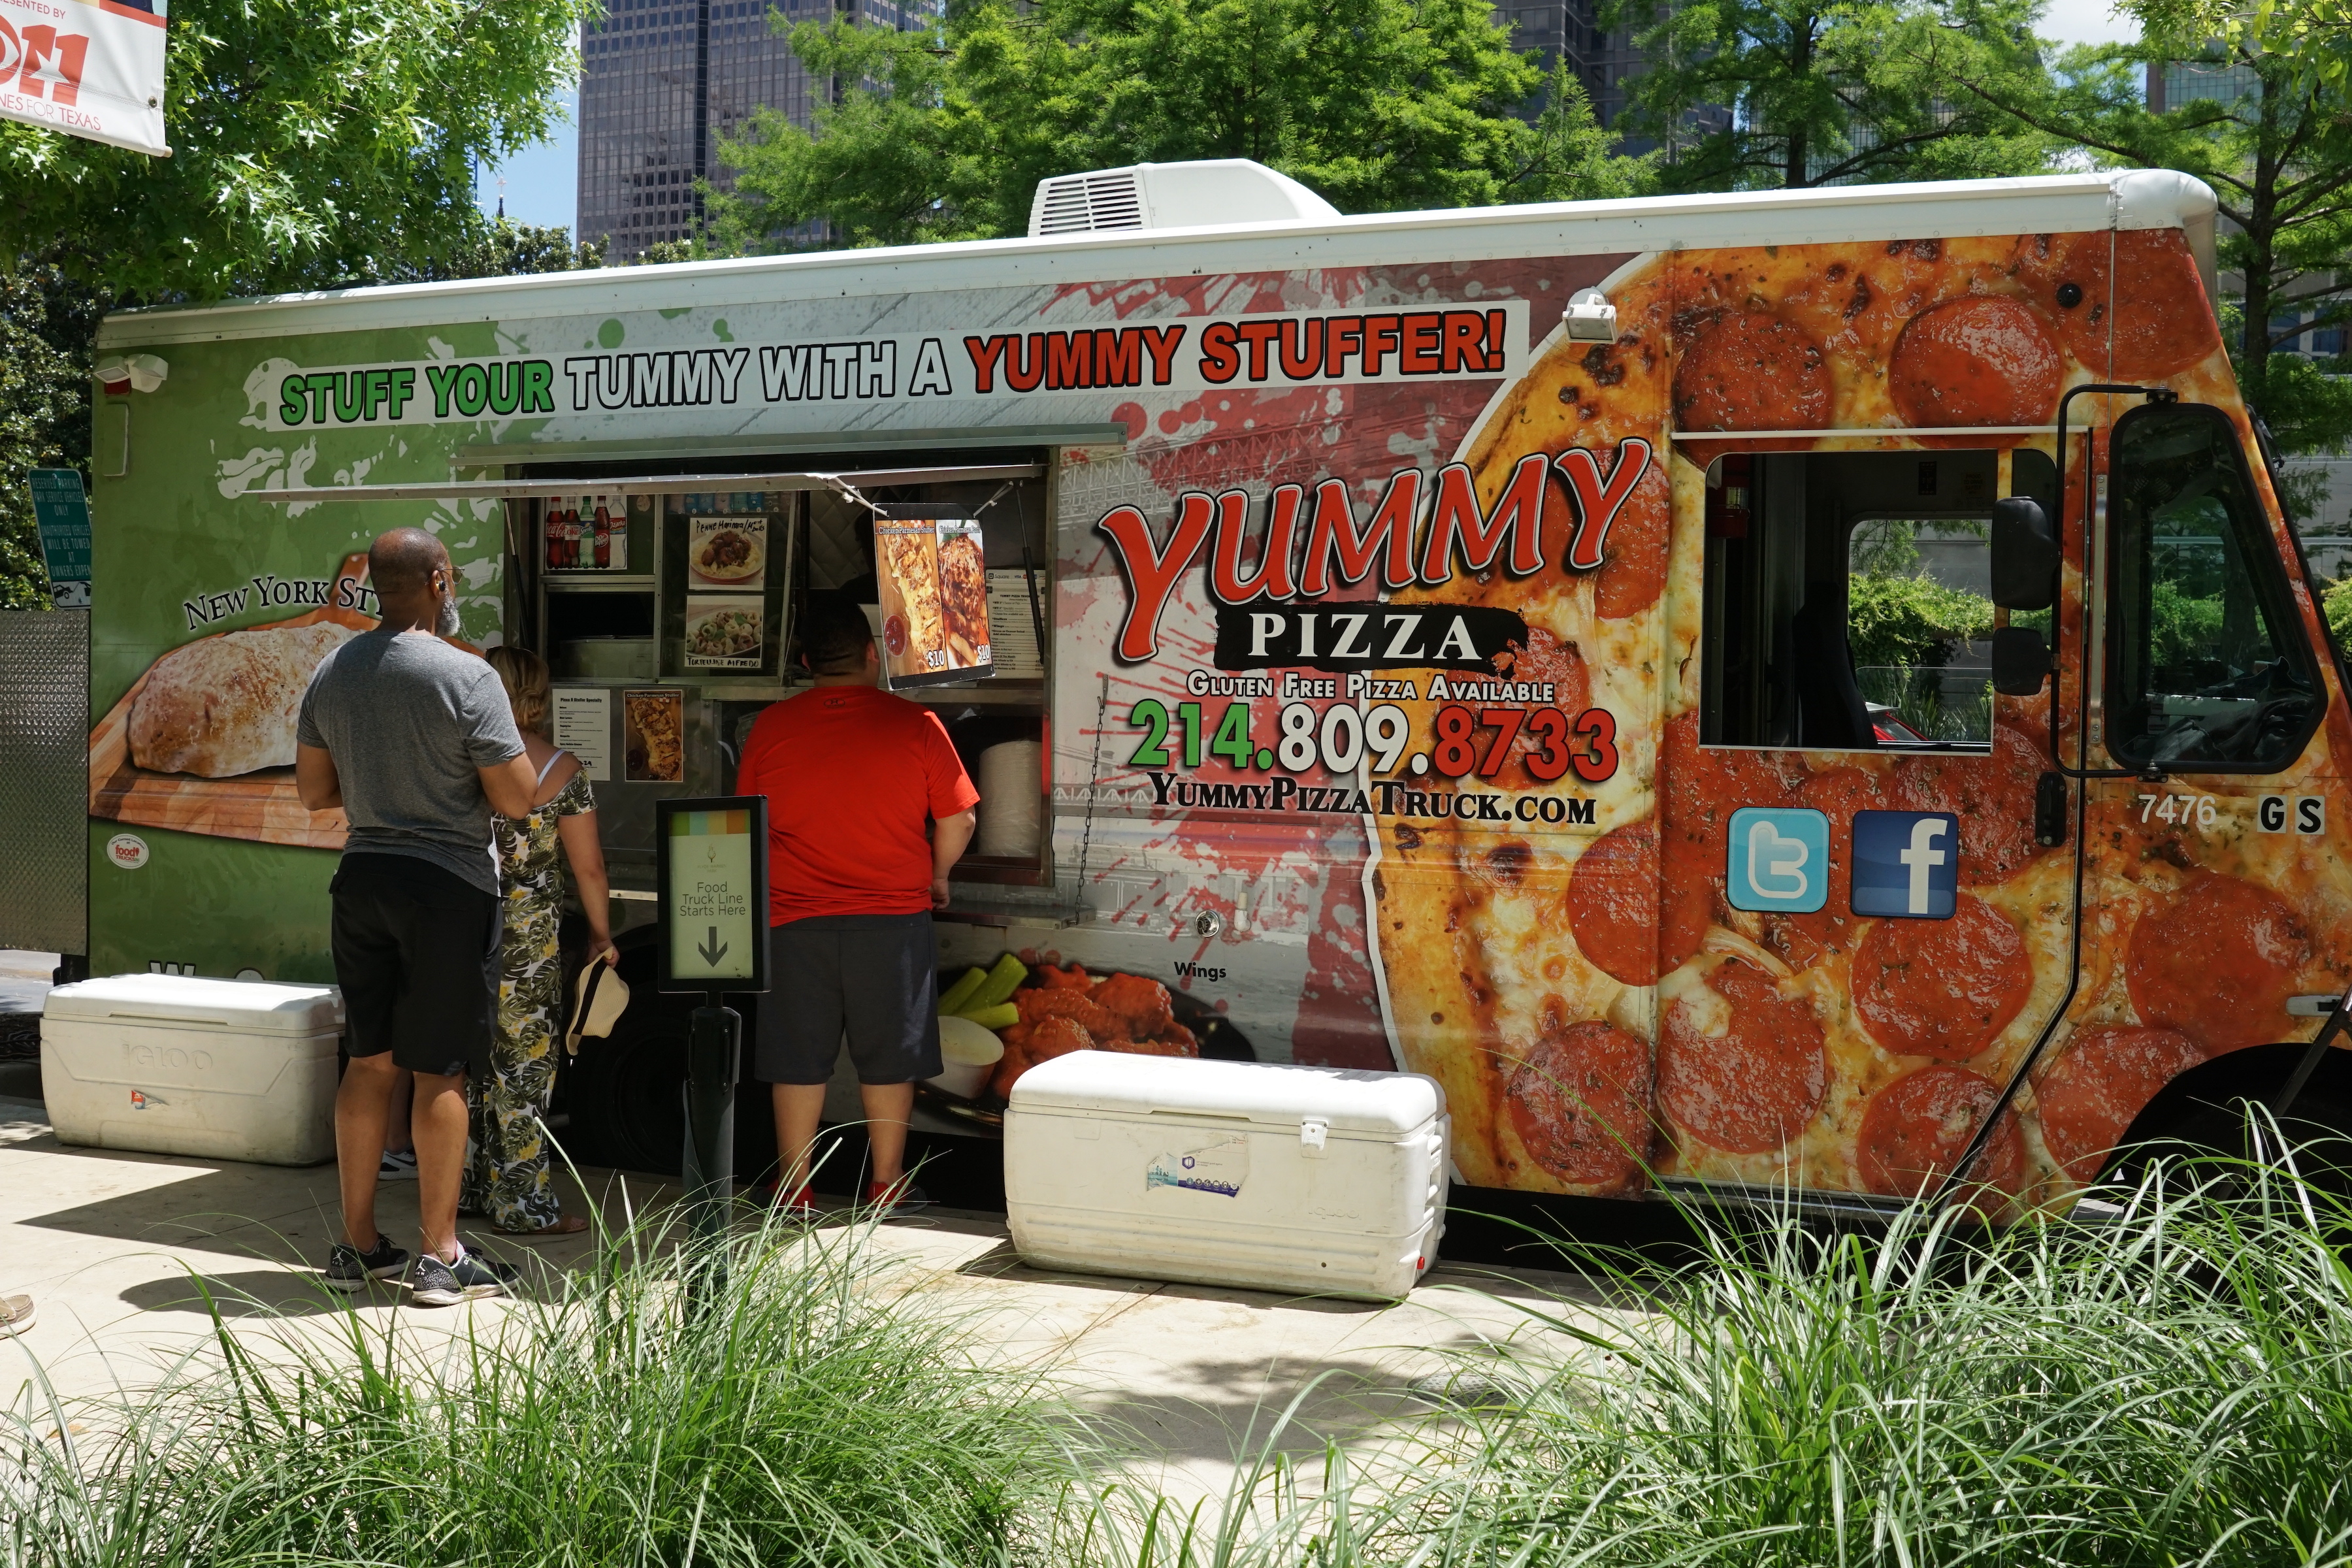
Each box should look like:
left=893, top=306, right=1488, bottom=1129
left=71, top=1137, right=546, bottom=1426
left=1726, top=808, right=1829, bottom=913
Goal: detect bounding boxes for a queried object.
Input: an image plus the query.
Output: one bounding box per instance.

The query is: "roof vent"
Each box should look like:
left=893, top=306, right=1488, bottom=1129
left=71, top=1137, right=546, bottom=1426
left=1028, top=159, right=1340, bottom=238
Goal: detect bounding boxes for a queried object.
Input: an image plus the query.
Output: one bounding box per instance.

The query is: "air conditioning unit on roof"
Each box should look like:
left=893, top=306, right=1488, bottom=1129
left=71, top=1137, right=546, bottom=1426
left=1028, top=159, right=1340, bottom=238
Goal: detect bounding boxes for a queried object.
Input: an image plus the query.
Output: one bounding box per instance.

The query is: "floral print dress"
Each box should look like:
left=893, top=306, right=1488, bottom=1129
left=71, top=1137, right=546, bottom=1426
left=463, top=765, right=595, bottom=1232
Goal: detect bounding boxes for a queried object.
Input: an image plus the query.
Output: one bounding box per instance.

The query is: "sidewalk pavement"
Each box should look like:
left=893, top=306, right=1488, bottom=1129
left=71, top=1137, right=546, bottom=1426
left=0, top=1096, right=1629, bottom=1505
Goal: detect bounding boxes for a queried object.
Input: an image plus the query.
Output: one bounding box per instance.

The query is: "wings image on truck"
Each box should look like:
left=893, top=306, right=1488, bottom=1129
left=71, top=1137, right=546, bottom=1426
left=71, top=160, right=2352, bottom=1217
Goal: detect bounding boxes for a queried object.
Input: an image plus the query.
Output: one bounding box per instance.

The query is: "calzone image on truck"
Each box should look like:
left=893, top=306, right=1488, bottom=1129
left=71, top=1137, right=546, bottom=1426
left=68, top=161, right=2352, bottom=1219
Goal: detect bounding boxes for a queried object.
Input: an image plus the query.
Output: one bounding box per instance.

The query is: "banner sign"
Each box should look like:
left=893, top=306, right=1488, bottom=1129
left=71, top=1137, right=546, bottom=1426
left=248, top=302, right=1535, bottom=431
left=29, top=467, right=93, bottom=607
left=0, top=0, right=169, bottom=157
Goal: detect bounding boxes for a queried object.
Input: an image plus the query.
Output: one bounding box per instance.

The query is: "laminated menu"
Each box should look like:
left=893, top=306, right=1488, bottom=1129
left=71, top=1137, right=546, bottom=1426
left=873, top=512, right=992, bottom=687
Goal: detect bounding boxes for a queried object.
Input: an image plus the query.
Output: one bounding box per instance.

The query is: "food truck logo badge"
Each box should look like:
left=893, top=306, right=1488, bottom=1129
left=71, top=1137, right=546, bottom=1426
left=1096, top=440, right=1651, bottom=666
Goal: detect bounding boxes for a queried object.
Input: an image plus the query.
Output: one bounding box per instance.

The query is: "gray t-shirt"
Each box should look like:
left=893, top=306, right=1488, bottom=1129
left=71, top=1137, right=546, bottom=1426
left=296, top=628, right=525, bottom=895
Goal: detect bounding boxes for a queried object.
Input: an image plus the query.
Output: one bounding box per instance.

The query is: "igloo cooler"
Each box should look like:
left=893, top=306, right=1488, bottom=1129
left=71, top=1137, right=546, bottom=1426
left=41, top=975, right=344, bottom=1166
left=1004, top=1052, right=1450, bottom=1299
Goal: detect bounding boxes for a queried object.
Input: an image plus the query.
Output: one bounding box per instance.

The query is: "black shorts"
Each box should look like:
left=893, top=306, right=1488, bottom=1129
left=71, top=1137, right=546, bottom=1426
left=755, top=913, right=942, bottom=1086
left=331, top=853, right=501, bottom=1078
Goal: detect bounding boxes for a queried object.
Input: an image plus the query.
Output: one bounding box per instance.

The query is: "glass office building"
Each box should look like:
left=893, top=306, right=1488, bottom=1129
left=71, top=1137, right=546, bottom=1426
left=578, top=0, right=936, bottom=259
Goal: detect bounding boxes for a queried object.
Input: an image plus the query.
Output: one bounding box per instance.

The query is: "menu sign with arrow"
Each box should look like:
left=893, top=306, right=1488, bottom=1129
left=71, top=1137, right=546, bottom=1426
left=656, top=796, right=770, bottom=994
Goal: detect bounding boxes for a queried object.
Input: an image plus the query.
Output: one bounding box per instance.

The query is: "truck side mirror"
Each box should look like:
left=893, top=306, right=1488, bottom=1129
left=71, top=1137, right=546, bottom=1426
left=1991, top=495, right=2059, bottom=611
left=1992, top=625, right=2051, bottom=696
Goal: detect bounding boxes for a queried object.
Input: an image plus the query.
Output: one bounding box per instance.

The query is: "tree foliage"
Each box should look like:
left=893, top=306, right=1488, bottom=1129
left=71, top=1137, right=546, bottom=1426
left=711, top=0, right=1650, bottom=250
left=1903, top=25, right=2352, bottom=455
left=0, top=221, right=596, bottom=610
left=0, top=267, right=106, bottom=611
left=0, top=0, right=596, bottom=299
left=1847, top=571, right=1996, bottom=670
left=1604, top=0, right=2056, bottom=190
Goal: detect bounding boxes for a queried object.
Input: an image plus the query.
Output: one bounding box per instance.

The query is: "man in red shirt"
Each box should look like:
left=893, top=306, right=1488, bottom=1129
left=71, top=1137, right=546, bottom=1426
left=736, top=595, right=979, bottom=1215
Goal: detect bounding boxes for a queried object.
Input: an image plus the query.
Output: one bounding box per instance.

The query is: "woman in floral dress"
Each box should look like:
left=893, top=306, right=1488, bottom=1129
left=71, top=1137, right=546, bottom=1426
left=467, top=647, right=619, bottom=1236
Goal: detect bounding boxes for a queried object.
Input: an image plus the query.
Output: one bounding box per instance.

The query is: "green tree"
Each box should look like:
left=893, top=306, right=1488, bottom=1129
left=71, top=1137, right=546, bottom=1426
left=1910, top=28, right=2352, bottom=455
left=1, top=0, right=596, bottom=299
left=1846, top=570, right=1997, bottom=669
left=0, top=267, right=106, bottom=611
left=1605, top=0, right=2057, bottom=190
left=0, top=220, right=598, bottom=609
left=711, top=0, right=1650, bottom=250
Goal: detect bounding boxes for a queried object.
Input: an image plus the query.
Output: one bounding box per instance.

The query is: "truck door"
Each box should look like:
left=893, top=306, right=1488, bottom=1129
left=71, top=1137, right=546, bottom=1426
left=1654, top=442, right=2076, bottom=1208
left=2042, top=398, right=2345, bottom=1177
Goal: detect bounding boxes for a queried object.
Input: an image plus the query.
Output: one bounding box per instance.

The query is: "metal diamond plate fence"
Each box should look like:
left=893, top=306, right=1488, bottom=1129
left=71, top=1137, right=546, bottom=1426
left=0, top=610, right=88, bottom=956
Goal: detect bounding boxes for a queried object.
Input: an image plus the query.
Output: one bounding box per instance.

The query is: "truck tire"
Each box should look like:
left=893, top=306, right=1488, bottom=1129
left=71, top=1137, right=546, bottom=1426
left=2100, top=1042, right=2352, bottom=1200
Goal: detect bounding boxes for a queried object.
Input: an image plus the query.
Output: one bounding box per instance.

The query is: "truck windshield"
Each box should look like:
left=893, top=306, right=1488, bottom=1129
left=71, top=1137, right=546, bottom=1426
left=2106, top=402, right=2321, bottom=771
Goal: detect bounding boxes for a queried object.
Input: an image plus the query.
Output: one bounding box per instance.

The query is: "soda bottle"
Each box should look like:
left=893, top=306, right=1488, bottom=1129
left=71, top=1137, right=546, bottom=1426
left=593, top=502, right=612, bottom=569
left=545, top=497, right=564, bottom=570
left=564, top=504, right=582, bottom=568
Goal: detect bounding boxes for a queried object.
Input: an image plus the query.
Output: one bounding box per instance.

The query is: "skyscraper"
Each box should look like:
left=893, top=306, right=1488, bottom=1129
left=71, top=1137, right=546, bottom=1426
left=1496, top=0, right=1646, bottom=129
left=578, top=0, right=937, bottom=259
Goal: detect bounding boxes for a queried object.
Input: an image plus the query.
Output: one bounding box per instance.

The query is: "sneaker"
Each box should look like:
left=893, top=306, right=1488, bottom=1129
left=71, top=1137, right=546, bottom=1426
left=408, top=1247, right=518, bottom=1307
left=378, top=1149, right=419, bottom=1181
left=324, top=1234, right=410, bottom=1293
left=865, top=1179, right=932, bottom=1215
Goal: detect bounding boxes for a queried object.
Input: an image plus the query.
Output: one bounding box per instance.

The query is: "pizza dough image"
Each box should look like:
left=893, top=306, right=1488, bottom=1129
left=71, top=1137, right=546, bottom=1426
left=1505, top=1020, right=1656, bottom=1192
left=1658, top=958, right=1828, bottom=1155
left=1852, top=894, right=2033, bottom=1063
left=2124, top=872, right=2311, bottom=1056
left=1887, top=296, right=2063, bottom=428
left=2033, top=1026, right=2204, bottom=1183
left=1857, top=1064, right=2022, bottom=1201
left=127, top=623, right=356, bottom=777
left=1366, top=223, right=2339, bottom=1209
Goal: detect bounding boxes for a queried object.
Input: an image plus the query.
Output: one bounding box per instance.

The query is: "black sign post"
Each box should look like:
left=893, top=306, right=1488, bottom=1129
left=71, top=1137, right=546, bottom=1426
left=656, top=796, right=770, bottom=1305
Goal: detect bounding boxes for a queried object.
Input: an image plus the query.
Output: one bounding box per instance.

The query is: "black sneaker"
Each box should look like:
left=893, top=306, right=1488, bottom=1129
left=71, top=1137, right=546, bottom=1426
left=408, top=1248, right=519, bottom=1307
left=325, top=1234, right=410, bottom=1293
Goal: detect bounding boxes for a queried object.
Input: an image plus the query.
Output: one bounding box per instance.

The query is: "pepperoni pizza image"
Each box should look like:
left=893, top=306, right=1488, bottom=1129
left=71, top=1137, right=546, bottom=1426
left=1370, top=225, right=2352, bottom=1214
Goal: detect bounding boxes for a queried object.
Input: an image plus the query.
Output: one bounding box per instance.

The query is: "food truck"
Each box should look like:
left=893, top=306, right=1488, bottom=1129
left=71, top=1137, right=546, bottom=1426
left=68, top=160, right=2352, bottom=1216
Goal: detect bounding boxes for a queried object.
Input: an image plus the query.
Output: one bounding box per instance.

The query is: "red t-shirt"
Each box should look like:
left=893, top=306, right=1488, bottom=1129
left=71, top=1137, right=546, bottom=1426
left=736, top=684, right=981, bottom=924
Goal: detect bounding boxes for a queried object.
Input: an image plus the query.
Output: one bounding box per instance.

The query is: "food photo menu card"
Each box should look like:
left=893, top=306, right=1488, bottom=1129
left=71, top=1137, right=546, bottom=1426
left=872, top=508, right=992, bottom=689
left=667, top=493, right=783, bottom=677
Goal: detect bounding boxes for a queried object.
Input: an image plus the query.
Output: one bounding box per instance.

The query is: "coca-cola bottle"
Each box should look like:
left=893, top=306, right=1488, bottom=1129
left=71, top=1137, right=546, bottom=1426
left=564, top=504, right=582, bottom=568
left=545, top=497, right=564, bottom=570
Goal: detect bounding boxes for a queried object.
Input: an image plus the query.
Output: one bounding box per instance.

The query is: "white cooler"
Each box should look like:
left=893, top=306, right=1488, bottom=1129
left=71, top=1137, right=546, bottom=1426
left=1004, top=1053, right=1450, bottom=1299
left=41, top=975, right=344, bottom=1166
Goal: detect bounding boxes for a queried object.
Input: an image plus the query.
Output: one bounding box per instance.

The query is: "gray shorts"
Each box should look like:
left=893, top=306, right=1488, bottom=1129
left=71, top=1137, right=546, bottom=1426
left=755, top=913, right=943, bottom=1086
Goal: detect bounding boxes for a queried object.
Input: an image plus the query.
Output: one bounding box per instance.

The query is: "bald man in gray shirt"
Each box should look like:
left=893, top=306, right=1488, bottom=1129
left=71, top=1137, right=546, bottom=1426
left=297, top=528, right=539, bottom=1307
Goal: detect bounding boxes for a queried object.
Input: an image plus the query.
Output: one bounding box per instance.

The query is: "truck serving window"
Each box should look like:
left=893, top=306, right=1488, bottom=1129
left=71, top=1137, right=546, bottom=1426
left=1702, top=448, right=2017, bottom=752
left=2105, top=402, right=2321, bottom=772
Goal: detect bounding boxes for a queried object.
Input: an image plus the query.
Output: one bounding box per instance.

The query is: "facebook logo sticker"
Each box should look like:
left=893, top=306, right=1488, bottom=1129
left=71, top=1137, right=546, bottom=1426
left=1725, top=808, right=1829, bottom=913
left=1852, top=811, right=1961, bottom=919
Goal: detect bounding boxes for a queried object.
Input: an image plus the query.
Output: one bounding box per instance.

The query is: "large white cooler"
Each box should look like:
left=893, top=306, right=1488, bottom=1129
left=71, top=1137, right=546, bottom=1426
left=41, top=975, right=344, bottom=1166
left=1004, top=1053, right=1450, bottom=1299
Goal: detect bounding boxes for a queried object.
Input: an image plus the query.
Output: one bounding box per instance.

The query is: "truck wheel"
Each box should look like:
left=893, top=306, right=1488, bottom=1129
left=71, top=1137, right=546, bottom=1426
left=2101, top=1043, right=2352, bottom=1201
left=564, top=1007, right=689, bottom=1177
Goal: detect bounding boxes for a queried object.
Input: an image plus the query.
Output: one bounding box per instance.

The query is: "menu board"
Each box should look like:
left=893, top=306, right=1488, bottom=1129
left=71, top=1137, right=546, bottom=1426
left=661, top=493, right=789, bottom=679
left=873, top=509, right=993, bottom=688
